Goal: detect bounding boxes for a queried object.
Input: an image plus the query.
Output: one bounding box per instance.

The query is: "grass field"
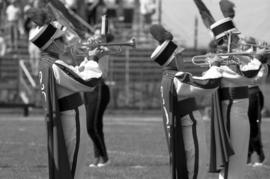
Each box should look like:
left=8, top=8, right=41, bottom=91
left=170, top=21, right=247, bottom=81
left=0, top=112, right=270, bottom=179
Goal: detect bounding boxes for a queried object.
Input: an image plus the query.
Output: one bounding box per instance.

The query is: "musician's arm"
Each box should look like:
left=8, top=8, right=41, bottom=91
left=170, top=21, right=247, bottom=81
left=173, top=66, right=222, bottom=98
left=52, top=60, right=102, bottom=91
left=221, top=64, right=269, bottom=85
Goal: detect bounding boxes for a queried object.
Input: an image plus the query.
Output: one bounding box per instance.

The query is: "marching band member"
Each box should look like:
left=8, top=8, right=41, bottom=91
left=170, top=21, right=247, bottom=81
left=208, top=18, right=269, bottom=179
left=149, top=24, right=173, bottom=150
left=241, top=36, right=266, bottom=166
left=194, top=1, right=269, bottom=177
left=84, top=26, right=111, bottom=168
left=149, top=24, right=223, bottom=179
left=28, top=17, right=109, bottom=179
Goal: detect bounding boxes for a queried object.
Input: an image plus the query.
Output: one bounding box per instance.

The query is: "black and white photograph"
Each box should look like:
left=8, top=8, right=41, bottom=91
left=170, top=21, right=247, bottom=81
left=0, top=0, right=270, bottom=178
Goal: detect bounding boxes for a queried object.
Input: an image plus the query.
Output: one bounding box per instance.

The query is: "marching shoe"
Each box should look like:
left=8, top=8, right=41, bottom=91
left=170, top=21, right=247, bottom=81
left=253, top=154, right=266, bottom=167
left=97, top=157, right=110, bottom=167
left=247, top=155, right=253, bottom=166
left=89, top=158, right=100, bottom=168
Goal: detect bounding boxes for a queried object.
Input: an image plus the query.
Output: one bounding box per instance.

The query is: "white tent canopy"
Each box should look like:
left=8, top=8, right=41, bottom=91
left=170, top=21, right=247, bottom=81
left=161, top=0, right=270, bottom=48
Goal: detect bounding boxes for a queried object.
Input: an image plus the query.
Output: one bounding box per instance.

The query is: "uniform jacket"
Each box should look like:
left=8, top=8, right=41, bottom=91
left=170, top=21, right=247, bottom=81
left=38, top=52, right=102, bottom=179
left=209, top=58, right=269, bottom=172
left=161, top=65, right=222, bottom=179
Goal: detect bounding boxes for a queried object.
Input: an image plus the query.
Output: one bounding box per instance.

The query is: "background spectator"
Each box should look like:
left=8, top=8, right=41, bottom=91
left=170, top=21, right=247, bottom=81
left=121, top=0, right=136, bottom=28
left=28, top=23, right=40, bottom=76
left=139, top=0, right=156, bottom=33
left=23, top=0, right=34, bottom=37
left=0, top=28, right=7, bottom=56
left=104, top=0, right=118, bottom=20
left=5, top=0, right=22, bottom=50
left=63, top=0, right=78, bottom=12
left=85, top=0, right=104, bottom=25
left=0, top=0, right=8, bottom=27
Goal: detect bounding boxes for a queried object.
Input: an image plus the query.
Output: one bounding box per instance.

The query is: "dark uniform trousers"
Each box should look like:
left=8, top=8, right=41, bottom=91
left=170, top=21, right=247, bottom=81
left=84, top=79, right=110, bottom=160
left=248, top=86, right=265, bottom=160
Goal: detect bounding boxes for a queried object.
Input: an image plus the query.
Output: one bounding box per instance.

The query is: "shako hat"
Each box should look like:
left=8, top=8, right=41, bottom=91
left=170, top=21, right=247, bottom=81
left=150, top=40, right=178, bottom=66
left=29, top=23, right=65, bottom=50
left=210, top=17, right=240, bottom=41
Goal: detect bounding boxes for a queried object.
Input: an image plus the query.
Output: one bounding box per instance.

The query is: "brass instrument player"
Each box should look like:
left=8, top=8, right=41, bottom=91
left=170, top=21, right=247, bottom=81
left=242, top=37, right=267, bottom=166
left=26, top=7, right=111, bottom=179
left=84, top=24, right=111, bottom=168
left=193, top=1, right=269, bottom=178
left=149, top=24, right=223, bottom=179
left=207, top=18, right=269, bottom=179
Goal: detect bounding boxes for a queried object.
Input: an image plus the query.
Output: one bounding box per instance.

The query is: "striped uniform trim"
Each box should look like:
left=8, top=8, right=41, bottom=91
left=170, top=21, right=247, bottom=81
left=173, top=115, right=189, bottom=179
left=55, top=63, right=101, bottom=87
left=220, top=86, right=243, bottom=179
left=171, top=82, right=188, bottom=179
left=71, top=107, right=80, bottom=177
left=189, top=113, right=199, bottom=179
left=223, top=99, right=233, bottom=179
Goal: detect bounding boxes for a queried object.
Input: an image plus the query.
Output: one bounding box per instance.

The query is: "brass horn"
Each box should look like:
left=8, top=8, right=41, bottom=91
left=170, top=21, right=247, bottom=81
left=98, top=37, right=136, bottom=48
left=72, top=37, right=136, bottom=57
left=240, top=42, right=270, bottom=50
left=190, top=50, right=270, bottom=67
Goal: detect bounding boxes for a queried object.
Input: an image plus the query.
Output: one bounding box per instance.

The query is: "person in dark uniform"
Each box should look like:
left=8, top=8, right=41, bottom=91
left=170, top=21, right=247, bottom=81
left=84, top=28, right=112, bottom=168
left=149, top=24, right=223, bottom=179
left=247, top=84, right=265, bottom=166
left=85, top=0, right=105, bottom=25
left=84, top=76, right=110, bottom=167
left=28, top=19, right=109, bottom=179
left=193, top=1, right=269, bottom=178
left=241, top=36, right=266, bottom=166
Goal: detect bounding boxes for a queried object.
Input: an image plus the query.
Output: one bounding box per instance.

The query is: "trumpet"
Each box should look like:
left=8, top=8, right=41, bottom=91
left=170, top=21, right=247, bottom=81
left=81, top=37, right=136, bottom=49
left=97, top=38, right=136, bottom=48
left=191, top=50, right=270, bottom=66
left=239, top=37, right=270, bottom=51
left=72, top=37, right=136, bottom=57
left=240, top=42, right=270, bottom=50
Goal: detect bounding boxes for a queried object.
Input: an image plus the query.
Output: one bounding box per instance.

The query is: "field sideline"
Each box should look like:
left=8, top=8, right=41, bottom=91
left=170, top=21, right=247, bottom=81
left=0, top=113, right=269, bottom=179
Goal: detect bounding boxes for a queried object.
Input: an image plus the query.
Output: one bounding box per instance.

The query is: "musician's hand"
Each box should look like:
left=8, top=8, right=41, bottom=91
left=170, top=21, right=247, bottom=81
left=88, top=46, right=110, bottom=61
left=255, top=48, right=268, bottom=63
left=257, top=48, right=267, bottom=56
left=207, top=55, right=222, bottom=67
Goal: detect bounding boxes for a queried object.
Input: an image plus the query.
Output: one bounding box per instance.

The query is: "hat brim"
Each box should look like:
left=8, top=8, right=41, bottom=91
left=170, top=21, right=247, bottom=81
left=151, top=40, right=177, bottom=66
left=29, top=23, right=65, bottom=50
left=41, top=29, right=65, bottom=50
left=210, top=17, right=240, bottom=41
